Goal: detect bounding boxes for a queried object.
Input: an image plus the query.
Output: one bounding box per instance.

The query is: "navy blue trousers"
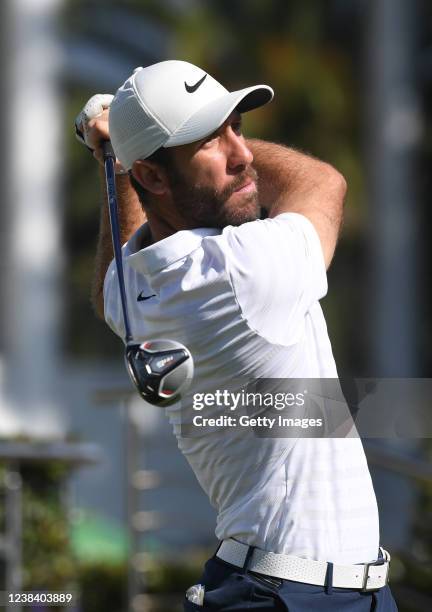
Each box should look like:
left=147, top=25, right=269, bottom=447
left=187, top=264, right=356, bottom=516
left=183, top=554, right=398, bottom=611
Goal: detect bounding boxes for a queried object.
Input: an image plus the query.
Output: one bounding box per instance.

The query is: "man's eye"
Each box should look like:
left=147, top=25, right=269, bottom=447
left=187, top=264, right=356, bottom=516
left=201, top=134, right=218, bottom=147
left=232, top=122, right=242, bottom=135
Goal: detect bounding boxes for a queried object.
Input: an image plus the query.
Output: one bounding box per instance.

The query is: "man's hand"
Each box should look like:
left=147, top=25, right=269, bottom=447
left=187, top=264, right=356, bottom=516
left=75, top=94, right=126, bottom=174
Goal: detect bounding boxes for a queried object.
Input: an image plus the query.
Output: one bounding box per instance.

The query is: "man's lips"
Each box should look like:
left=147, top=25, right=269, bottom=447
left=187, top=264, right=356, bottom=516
left=234, top=181, right=256, bottom=194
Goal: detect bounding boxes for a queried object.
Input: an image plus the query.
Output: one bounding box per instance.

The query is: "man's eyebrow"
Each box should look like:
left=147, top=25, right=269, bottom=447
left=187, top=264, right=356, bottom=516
left=198, top=123, right=223, bottom=144
left=218, top=113, right=242, bottom=132
left=227, top=111, right=242, bottom=124
left=196, top=113, right=242, bottom=147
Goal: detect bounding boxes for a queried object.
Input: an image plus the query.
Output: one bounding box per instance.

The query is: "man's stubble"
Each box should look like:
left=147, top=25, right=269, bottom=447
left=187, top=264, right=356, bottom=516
left=169, top=165, right=260, bottom=229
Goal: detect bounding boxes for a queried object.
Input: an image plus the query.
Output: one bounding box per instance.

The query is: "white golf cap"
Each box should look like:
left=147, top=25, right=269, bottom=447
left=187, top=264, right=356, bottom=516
left=109, top=60, right=274, bottom=170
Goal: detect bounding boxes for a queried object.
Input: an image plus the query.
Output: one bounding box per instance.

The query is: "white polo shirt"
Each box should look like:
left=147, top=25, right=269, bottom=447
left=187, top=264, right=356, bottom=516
left=104, top=212, right=379, bottom=564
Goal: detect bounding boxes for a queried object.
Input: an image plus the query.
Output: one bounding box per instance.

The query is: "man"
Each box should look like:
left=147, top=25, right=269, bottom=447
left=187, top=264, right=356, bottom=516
left=76, top=60, right=397, bottom=611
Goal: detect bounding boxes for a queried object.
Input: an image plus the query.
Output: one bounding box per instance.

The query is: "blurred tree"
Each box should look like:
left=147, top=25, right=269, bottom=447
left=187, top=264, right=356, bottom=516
left=0, top=460, right=77, bottom=592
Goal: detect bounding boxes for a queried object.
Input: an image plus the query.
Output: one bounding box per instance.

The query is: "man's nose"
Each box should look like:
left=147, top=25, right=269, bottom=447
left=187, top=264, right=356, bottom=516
left=227, top=132, right=253, bottom=170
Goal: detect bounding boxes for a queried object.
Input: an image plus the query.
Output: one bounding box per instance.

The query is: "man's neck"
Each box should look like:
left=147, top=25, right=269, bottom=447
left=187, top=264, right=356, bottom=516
left=145, top=208, right=189, bottom=244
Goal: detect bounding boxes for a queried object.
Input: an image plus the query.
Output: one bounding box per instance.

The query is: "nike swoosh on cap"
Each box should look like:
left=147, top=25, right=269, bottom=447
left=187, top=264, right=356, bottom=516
left=137, top=292, right=156, bottom=302
left=184, top=74, right=207, bottom=93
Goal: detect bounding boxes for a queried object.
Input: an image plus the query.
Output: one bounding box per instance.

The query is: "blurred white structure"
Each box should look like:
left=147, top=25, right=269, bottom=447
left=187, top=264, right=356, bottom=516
left=1, top=0, right=66, bottom=437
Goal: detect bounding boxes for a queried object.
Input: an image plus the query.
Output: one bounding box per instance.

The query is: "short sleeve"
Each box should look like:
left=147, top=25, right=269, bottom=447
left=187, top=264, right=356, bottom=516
left=221, top=212, right=328, bottom=345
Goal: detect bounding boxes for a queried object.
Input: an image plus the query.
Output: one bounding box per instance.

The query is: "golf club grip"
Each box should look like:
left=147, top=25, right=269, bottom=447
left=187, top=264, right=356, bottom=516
left=102, top=140, right=115, bottom=161
left=103, top=145, right=133, bottom=344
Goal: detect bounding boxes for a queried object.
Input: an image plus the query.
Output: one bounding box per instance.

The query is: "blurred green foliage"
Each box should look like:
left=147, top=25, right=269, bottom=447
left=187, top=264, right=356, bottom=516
left=76, top=552, right=210, bottom=612
left=0, top=458, right=211, bottom=610
left=144, top=549, right=210, bottom=594
left=77, top=561, right=127, bottom=612
left=0, top=461, right=77, bottom=592
left=22, top=493, right=74, bottom=589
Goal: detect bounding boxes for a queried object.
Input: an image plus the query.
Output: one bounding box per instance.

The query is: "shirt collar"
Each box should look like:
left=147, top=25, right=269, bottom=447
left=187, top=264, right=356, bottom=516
left=125, top=223, right=220, bottom=276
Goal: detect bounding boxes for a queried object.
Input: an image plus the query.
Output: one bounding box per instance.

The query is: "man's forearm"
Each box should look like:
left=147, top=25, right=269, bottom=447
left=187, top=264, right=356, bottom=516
left=248, top=139, right=336, bottom=212
left=248, top=138, right=346, bottom=268
left=91, top=169, right=146, bottom=319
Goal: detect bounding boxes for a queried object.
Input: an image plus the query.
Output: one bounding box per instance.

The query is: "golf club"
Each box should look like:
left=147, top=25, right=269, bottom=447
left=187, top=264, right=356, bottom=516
left=102, top=141, right=194, bottom=406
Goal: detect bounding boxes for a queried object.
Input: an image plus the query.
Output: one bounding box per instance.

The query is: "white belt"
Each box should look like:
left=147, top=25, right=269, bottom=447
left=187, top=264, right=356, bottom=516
left=216, top=539, right=390, bottom=591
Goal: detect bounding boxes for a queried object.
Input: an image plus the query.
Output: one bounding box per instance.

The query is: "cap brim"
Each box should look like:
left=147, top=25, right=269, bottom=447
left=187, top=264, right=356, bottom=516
left=164, top=85, right=273, bottom=148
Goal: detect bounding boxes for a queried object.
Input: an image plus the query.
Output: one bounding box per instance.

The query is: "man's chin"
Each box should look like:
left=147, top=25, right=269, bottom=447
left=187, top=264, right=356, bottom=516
left=221, top=196, right=260, bottom=227
left=223, top=211, right=259, bottom=227
left=170, top=179, right=260, bottom=229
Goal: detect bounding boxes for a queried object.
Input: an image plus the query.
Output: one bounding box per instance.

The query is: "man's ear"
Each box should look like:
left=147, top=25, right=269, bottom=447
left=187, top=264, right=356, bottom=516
left=131, top=159, right=169, bottom=195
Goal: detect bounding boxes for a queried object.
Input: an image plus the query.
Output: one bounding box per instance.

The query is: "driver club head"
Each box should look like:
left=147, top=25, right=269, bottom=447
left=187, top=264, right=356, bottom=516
left=125, top=339, right=194, bottom=406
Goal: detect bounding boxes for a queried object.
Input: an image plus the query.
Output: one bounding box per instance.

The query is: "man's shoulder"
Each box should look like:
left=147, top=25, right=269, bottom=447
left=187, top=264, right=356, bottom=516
left=207, top=213, right=318, bottom=254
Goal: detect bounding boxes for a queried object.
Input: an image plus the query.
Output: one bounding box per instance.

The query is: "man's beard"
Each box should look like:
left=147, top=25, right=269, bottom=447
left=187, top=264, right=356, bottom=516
left=169, top=166, right=260, bottom=228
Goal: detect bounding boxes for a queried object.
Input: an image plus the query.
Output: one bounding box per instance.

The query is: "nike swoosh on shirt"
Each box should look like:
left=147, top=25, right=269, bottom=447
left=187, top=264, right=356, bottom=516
left=184, top=74, right=207, bottom=93
left=137, top=292, right=156, bottom=302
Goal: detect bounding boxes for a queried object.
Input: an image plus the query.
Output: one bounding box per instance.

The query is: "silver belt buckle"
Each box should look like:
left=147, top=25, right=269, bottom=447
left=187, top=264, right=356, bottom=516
left=361, top=558, right=390, bottom=592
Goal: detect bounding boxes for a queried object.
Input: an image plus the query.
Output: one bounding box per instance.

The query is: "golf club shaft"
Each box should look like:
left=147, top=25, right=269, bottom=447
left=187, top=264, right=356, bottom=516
left=102, top=141, right=133, bottom=344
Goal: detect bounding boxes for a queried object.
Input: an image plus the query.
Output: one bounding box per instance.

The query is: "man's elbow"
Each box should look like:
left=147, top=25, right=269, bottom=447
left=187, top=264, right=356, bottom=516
left=317, top=164, right=347, bottom=241
left=333, top=169, right=347, bottom=207
left=321, top=163, right=347, bottom=206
